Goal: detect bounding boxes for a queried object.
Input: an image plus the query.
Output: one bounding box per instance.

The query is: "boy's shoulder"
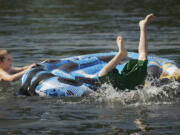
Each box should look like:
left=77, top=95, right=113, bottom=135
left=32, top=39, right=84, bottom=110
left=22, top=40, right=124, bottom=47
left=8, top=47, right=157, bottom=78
left=0, top=69, right=7, bottom=74
left=0, top=71, right=11, bottom=87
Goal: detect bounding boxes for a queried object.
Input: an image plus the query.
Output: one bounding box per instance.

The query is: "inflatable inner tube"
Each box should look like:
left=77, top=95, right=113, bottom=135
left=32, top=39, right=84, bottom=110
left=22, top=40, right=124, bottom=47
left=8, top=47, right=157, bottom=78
left=19, top=52, right=180, bottom=97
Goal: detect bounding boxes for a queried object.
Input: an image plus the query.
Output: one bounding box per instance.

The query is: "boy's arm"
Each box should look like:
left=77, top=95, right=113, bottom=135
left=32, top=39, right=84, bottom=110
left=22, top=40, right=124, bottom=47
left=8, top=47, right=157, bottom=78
left=10, top=64, right=36, bottom=74
left=10, top=67, right=25, bottom=73
left=1, top=64, right=36, bottom=82
left=0, top=70, right=27, bottom=82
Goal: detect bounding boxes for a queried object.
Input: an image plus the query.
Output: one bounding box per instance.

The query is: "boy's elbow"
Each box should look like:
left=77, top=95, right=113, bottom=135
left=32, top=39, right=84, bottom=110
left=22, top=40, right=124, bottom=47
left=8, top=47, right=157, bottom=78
left=5, top=76, right=17, bottom=82
left=6, top=78, right=14, bottom=82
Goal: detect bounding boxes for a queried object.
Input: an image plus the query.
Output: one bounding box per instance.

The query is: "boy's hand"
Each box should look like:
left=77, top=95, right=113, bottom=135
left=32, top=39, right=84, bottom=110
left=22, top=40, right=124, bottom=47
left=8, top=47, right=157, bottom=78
left=28, top=64, right=37, bottom=69
left=41, top=59, right=50, bottom=63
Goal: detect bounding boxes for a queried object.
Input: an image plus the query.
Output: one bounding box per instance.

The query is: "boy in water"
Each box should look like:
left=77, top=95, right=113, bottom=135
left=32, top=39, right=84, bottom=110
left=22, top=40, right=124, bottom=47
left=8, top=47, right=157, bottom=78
left=0, top=49, right=36, bottom=86
left=98, top=14, right=155, bottom=90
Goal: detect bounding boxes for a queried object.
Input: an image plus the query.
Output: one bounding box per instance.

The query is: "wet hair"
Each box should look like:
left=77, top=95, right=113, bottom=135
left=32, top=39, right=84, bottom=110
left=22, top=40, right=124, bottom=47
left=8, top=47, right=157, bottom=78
left=0, top=49, right=9, bottom=62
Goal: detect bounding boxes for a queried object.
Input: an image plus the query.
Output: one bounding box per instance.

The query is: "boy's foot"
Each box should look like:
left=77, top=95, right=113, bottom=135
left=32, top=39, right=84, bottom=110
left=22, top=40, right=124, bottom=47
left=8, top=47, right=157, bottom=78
left=139, top=13, right=154, bottom=29
left=116, top=35, right=127, bottom=57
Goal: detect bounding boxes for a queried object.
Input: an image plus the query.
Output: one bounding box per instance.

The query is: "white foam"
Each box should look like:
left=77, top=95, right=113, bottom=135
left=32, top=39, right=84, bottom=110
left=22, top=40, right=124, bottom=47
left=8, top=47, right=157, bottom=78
left=89, top=81, right=180, bottom=106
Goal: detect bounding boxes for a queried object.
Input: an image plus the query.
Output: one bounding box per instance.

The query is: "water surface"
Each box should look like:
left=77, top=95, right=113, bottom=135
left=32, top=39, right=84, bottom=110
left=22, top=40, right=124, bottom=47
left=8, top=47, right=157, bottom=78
left=0, top=0, right=180, bottom=134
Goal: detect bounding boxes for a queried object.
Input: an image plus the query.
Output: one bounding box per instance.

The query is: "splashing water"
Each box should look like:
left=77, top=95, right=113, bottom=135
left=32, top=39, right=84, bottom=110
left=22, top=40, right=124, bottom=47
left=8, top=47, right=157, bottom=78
left=89, top=81, right=180, bottom=105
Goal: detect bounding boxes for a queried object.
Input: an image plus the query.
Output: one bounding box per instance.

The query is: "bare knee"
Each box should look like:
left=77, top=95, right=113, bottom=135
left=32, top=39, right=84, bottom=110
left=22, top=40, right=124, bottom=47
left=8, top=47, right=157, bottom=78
left=98, top=70, right=108, bottom=77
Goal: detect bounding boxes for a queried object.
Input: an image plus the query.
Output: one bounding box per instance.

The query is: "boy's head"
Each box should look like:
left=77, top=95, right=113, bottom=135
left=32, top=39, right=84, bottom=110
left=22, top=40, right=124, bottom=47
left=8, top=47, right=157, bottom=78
left=0, top=49, right=12, bottom=71
left=0, top=49, right=9, bottom=62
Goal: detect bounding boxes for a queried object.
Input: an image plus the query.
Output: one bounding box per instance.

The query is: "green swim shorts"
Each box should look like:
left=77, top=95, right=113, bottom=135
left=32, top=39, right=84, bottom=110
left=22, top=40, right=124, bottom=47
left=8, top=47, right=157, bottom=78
left=98, top=59, right=148, bottom=90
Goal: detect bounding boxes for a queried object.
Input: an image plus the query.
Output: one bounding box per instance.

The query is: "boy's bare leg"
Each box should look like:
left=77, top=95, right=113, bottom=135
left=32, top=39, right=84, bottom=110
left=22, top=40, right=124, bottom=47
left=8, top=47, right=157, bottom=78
left=138, top=14, right=154, bottom=60
left=98, top=35, right=127, bottom=77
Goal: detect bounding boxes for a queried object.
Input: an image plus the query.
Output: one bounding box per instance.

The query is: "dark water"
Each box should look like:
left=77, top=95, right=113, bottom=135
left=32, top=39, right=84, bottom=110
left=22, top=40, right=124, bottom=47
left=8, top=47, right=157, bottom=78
left=0, top=0, right=180, bottom=134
